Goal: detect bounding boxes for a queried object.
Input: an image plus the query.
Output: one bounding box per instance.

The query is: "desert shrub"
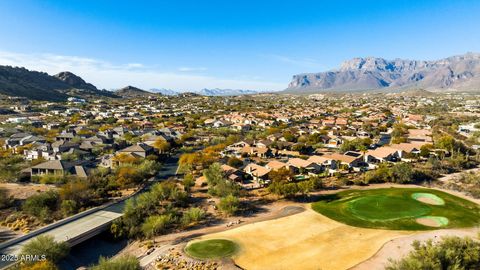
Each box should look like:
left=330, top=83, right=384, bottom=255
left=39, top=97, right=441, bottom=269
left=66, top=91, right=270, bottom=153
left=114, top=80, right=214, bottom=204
left=20, top=235, right=69, bottom=263
left=390, top=162, right=414, bottom=184
left=34, top=175, right=69, bottom=185
left=59, top=180, right=94, bottom=206
left=120, top=181, right=187, bottom=238
left=386, top=236, right=480, bottom=270
left=364, top=163, right=413, bottom=184
left=141, top=214, right=175, bottom=239
left=23, top=190, right=59, bottom=221
left=137, top=159, right=161, bottom=177
left=181, top=207, right=206, bottom=227
left=0, top=155, right=26, bottom=182
left=182, top=173, right=195, bottom=192
left=218, top=195, right=240, bottom=216
left=91, top=255, right=141, bottom=270
left=0, top=188, right=14, bottom=209
left=60, top=200, right=78, bottom=216
left=203, top=163, right=239, bottom=197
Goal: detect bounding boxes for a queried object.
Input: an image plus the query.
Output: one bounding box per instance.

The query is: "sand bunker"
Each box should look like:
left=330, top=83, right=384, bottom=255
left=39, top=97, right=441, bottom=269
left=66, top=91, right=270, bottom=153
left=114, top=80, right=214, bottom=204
left=193, top=208, right=412, bottom=270
left=416, top=216, right=449, bottom=227
left=412, top=193, right=445, bottom=205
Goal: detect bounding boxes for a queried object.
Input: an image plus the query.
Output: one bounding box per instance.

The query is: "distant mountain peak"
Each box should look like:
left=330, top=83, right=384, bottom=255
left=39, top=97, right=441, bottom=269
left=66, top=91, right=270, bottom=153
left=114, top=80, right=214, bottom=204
left=284, top=52, right=480, bottom=94
left=54, top=71, right=97, bottom=91
left=114, top=85, right=157, bottom=97
left=0, top=65, right=117, bottom=101
left=196, top=88, right=260, bottom=96
left=150, top=88, right=178, bottom=96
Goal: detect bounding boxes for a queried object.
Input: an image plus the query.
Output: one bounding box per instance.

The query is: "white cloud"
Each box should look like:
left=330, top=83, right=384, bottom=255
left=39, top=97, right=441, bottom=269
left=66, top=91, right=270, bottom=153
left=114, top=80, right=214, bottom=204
left=178, top=66, right=207, bottom=72
left=125, top=63, right=145, bottom=69
left=0, top=50, right=285, bottom=91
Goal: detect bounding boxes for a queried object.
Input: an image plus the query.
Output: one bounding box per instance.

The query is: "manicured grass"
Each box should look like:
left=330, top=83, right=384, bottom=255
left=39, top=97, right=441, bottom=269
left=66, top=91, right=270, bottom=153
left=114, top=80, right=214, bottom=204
left=311, top=188, right=480, bottom=230
left=185, top=239, right=239, bottom=259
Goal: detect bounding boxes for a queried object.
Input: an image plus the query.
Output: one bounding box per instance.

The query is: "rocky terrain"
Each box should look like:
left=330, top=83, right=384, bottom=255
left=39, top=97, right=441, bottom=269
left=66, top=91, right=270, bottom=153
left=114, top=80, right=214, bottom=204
left=114, top=85, right=158, bottom=98
left=195, top=88, right=260, bottom=96
left=285, top=52, right=480, bottom=94
left=0, top=66, right=118, bottom=101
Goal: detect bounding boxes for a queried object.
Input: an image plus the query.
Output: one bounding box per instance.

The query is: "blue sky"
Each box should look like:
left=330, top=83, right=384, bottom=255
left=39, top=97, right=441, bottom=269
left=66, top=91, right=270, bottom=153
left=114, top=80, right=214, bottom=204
left=0, top=0, right=479, bottom=91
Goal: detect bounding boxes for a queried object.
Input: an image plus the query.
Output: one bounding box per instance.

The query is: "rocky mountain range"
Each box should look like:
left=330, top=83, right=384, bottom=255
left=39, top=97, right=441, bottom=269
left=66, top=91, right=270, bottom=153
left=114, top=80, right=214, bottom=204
left=0, top=65, right=263, bottom=101
left=150, top=88, right=179, bottom=96
left=0, top=66, right=117, bottom=101
left=284, top=53, right=480, bottom=94
left=195, top=88, right=260, bottom=96
left=150, top=88, right=262, bottom=96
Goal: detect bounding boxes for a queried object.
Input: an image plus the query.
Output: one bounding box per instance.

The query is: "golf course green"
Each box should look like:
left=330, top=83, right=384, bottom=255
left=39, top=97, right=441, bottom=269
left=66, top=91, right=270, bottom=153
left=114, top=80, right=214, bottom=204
left=312, top=188, right=480, bottom=230
left=185, top=239, right=239, bottom=259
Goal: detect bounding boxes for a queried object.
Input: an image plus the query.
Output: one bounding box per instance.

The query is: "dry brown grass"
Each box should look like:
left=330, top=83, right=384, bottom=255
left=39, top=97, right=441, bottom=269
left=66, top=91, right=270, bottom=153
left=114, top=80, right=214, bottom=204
left=194, top=207, right=413, bottom=270
left=0, top=183, right=56, bottom=199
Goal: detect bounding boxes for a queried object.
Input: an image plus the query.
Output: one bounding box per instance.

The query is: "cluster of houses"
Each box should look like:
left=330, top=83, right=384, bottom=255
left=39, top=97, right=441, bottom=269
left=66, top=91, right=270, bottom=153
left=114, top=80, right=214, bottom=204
left=2, top=125, right=182, bottom=179
left=1, top=93, right=448, bottom=188
left=212, top=127, right=433, bottom=189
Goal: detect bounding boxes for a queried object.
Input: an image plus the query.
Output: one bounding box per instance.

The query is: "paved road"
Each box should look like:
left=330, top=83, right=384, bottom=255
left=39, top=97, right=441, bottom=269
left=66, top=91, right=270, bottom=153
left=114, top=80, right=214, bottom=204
left=0, top=154, right=179, bottom=269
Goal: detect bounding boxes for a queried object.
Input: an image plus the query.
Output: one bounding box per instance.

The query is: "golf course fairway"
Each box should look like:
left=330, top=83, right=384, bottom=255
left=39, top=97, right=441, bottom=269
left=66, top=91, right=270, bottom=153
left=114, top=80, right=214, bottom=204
left=312, top=188, right=480, bottom=230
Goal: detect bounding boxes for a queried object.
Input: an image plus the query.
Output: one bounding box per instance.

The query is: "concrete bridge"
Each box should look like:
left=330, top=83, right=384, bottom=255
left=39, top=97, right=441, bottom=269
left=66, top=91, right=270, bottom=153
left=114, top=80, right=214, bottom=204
left=0, top=154, right=179, bottom=269
left=0, top=200, right=125, bottom=269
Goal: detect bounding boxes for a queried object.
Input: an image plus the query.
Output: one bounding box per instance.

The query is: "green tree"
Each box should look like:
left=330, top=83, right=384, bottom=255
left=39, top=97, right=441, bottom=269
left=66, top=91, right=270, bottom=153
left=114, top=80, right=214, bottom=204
left=268, top=167, right=294, bottom=183
left=391, top=163, right=414, bottom=184
left=203, top=163, right=239, bottom=197
left=282, top=131, right=296, bottom=142
left=141, top=214, right=174, bottom=240
left=180, top=207, right=206, bottom=227
left=268, top=181, right=299, bottom=198
left=419, top=144, right=433, bottom=158
left=436, top=135, right=455, bottom=151
left=218, top=195, right=240, bottom=216
left=340, top=138, right=372, bottom=153
left=23, top=190, right=59, bottom=221
left=364, top=163, right=392, bottom=183
left=60, top=200, right=78, bottom=217
left=391, top=123, right=409, bottom=138
left=153, top=139, right=171, bottom=154
left=297, top=180, right=314, bottom=198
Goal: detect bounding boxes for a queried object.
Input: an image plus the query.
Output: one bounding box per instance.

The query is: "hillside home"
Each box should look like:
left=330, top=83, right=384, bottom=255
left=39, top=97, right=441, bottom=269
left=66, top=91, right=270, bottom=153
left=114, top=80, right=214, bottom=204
left=244, top=163, right=271, bottom=185
left=287, top=158, right=323, bottom=175
left=30, top=160, right=91, bottom=178
left=364, top=147, right=400, bottom=163
left=117, top=143, right=154, bottom=158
